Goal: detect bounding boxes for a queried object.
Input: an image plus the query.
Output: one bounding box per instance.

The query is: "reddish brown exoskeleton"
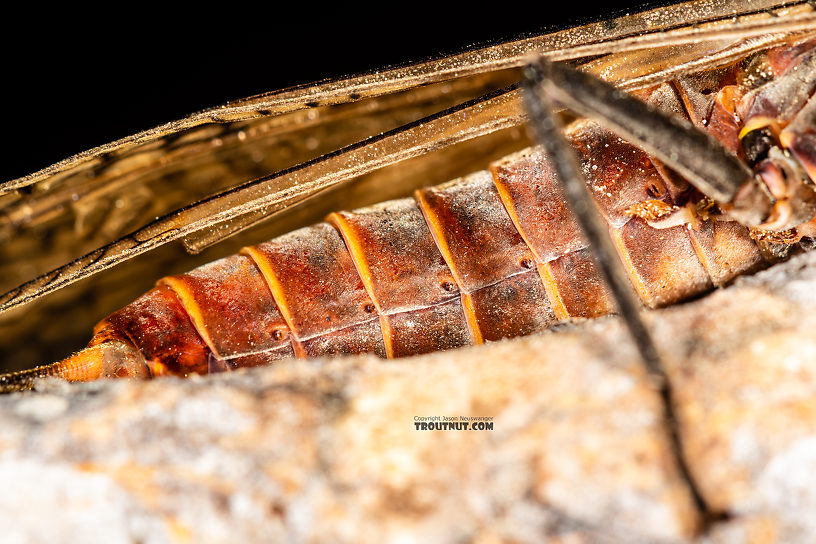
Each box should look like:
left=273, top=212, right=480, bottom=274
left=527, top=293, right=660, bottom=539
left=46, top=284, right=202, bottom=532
left=1, top=1, right=816, bottom=392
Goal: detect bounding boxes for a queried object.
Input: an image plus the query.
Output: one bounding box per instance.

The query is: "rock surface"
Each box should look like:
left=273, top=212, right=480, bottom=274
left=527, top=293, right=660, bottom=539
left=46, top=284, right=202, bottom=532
left=4, top=252, right=816, bottom=543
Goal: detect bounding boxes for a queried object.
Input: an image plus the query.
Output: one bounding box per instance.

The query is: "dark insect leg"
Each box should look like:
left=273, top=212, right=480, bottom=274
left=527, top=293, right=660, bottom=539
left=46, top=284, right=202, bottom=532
left=533, top=57, right=775, bottom=229
left=520, top=60, right=718, bottom=525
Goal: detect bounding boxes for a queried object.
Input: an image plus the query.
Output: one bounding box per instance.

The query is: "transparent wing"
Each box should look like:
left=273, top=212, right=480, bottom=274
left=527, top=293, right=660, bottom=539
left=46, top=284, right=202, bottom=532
left=2, top=1, right=807, bottom=192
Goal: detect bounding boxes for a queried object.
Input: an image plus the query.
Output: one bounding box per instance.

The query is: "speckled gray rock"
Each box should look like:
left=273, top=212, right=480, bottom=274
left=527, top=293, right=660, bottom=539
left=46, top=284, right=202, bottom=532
left=4, top=252, right=816, bottom=543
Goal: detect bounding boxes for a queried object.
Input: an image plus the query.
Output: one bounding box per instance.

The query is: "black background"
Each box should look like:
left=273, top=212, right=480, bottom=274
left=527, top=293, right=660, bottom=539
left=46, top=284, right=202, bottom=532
left=1, top=2, right=675, bottom=182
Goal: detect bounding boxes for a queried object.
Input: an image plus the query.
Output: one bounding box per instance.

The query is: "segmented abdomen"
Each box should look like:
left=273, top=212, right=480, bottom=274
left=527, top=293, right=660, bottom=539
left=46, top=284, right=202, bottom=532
left=90, top=66, right=782, bottom=378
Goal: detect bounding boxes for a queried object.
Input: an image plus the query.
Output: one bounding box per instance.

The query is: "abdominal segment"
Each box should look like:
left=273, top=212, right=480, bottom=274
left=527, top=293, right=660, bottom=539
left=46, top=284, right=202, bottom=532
left=90, top=79, right=768, bottom=379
